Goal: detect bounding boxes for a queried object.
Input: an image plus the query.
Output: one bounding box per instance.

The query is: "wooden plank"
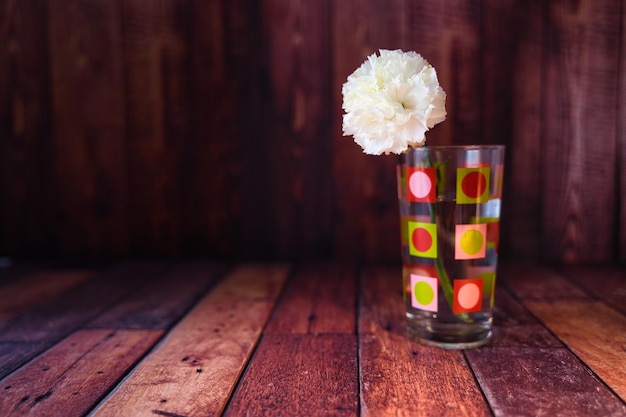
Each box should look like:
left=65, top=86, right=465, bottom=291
left=265, top=263, right=356, bottom=334
left=409, top=0, right=482, bottom=146
left=358, top=265, right=405, bottom=336
left=0, top=342, right=48, bottom=380
left=180, top=0, right=239, bottom=258
left=497, top=263, right=602, bottom=350
left=490, top=285, right=560, bottom=348
left=214, top=0, right=276, bottom=259
left=0, top=329, right=162, bottom=417
left=0, top=263, right=167, bottom=378
left=621, top=0, right=626, bottom=263
left=0, top=270, right=93, bottom=323
left=542, top=0, right=620, bottom=262
left=122, top=0, right=189, bottom=257
left=359, top=266, right=490, bottom=417
left=0, top=0, right=54, bottom=257
left=524, top=299, right=626, bottom=402
left=481, top=0, right=515, bottom=147
left=466, top=347, right=626, bottom=416
left=88, top=262, right=227, bottom=329
left=259, top=0, right=333, bottom=259
left=499, top=262, right=588, bottom=299
left=360, top=332, right=490, bottom=417
left=48, top=0, right=128, bottom=257
left=332, top=0, right=407, bottom=262
left=0, top=264, right=38, bottom=285
left=223, top=334, right=358, bottom=416
left=90, top=264, right=290, bottom=417
left=502, top=0, right=544, bottom=260
left=561, top=265, right=626, bottom=314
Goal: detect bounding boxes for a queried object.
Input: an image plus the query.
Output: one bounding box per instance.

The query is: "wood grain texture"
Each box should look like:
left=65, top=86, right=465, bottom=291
left=360, top=333, right=490, bottom=417
left=504, top=0, right=544, bottom=260
left=89, top=264, right=290, bottom=417
left=489, top=285, right=561, bottom=348
left=122, top=0, right=190, bottom=257
left=332, top=0, right=406, bottom=262
left=180, top=0, right=239, bottom=258
left=499, top=262, right=588, bottom=299
left=466, top=347, right=626, bottom=417
left=0, top=261, right=623, bottom=416
left=222, top=0, right=276, bottom=260
left=542, top=0, right=620, bottom=263
left=0, top=0, right=624, bottom=263
left=621, top=0, right=626, bottom=263
left=0, top=0, right=54, bottom=256
left=87, top=262, right=227, bottom=329
left=409, top=0, right=482, bottom=146
left=0, top=263, right=167, bottom=378
left=359, top=266, right=490, bottom=417
left=259, top=0, right=334, bottom=259
left=265, top=262, right=356, bottom=334
left=0, top=342, right=48, bottom=381
left=48, top=0, right=129, bottom=257
left=224, top=334, right=358, bottom=417
left=560, top=265, right=626, bottom=314
left=0, top=329, right=162, bottom=417
left=0, top=269, right=93, bottom=322
left=524, top=299, right=626, bottom=402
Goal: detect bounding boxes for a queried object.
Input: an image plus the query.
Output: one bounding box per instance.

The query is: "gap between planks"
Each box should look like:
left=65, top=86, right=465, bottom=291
left=88, top=264, right=290, bottom=417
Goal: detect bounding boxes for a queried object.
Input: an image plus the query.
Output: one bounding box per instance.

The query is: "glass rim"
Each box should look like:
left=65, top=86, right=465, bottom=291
left=412, top=144, right=505, bottom=151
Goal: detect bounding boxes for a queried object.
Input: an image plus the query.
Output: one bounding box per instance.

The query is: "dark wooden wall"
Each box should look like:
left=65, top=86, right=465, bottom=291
left=1, top=0, right=624, bottom=264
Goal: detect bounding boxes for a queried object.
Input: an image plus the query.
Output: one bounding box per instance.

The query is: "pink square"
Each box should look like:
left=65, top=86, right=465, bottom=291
left=455, top=224, right=487, bottom=259
left=407, top=167, right=436, bottom=202
left=410, top=274, right=438, bottom=312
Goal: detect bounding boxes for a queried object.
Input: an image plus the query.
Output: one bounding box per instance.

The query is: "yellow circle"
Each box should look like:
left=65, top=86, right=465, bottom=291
left=460, top=229, right=483, bottom=255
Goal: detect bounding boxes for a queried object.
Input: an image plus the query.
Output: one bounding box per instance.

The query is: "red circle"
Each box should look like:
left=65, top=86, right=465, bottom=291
left=412, top=227, right=432, bottom=253
left=462, top=171, right=487, bottom=199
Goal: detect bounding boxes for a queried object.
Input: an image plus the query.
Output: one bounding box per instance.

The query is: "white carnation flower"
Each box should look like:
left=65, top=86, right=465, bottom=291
left=341, top=49, right=447, bottom=155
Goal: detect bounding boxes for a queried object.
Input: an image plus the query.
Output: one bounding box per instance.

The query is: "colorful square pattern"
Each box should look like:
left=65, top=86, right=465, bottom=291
left=407, top=167, right=437, bottom=203
left=457, top=167, right=490, bottom=204
left=410, top=274, right=438, bottom=312
left=408, top=221, right=437, bottom=258
left=455, top=224, right=488, bottom=259
left=453, top=278, right=484, bottom=313
left=467, top=266, right=497, bottom=307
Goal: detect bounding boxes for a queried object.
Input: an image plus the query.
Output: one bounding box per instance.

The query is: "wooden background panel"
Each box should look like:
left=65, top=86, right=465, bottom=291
left=0, top=0, right=624, bottom=264
left=0, top=0, right=55, bottom=256
left=410, top=0, right=482, bottom=146
left=505, top=0, right=544, bottom=260
left=181, top=0, right=241, bottom=258
left=615, top=0, right=626, bottom=262
left=332, top=0, right=409, bottom=262
left=542, top=0, right=621, bottom=262
left=260, top=0, right=333, bottom=259
left=48, top=0, right=129, bottom=258
left=217, top=0, right=275, bottom=260
left=122, top=0, right=190, bottom=257
left=178, top=0, right=266, bottom=259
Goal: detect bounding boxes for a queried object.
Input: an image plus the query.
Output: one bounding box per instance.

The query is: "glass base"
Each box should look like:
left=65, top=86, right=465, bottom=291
left=406, top=317, right=492, bottom=349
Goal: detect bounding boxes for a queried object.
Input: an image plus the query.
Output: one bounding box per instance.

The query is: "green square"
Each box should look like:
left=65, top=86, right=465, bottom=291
left=408, top=221, right=437, bottom=258
left=457, top=167, right=490, bottom=204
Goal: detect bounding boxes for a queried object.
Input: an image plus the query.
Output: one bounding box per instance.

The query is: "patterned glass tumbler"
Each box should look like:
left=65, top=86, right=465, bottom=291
left=397, top=145, right=505, bottom=349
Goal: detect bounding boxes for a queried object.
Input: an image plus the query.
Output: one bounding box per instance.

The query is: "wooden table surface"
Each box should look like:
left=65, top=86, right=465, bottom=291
left=0, top=260, right=624, bottom=417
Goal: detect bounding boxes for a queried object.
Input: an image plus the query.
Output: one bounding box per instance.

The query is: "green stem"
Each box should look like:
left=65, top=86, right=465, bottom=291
left=430, top=210, right=455, bottom=310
